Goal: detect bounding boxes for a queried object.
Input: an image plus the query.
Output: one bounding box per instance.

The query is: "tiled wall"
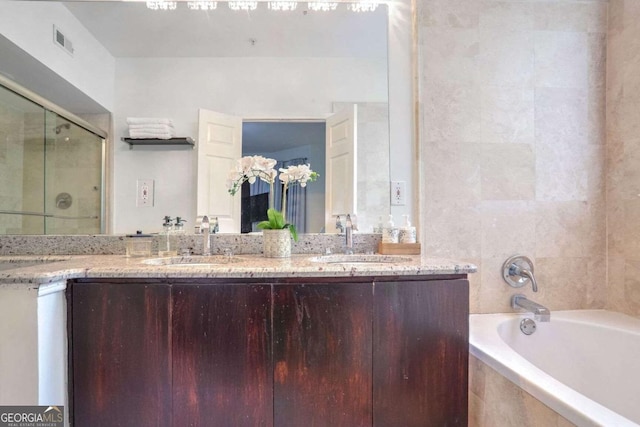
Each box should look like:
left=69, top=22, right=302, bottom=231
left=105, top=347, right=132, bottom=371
left=43, top=123, right=103, bottom=235
left=418, top=0, right=608, bottom=314
left=606, top=0, right=640, bottom=316
left=469, top=355, right=575, bottom=426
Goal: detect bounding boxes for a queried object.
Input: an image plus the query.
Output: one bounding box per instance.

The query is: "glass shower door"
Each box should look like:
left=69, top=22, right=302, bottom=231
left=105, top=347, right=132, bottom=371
left=0, top=85, right=46, bottom=234
left=44, top=111, right=102, bottom=234
left=0, top=84, right=104, bottom=235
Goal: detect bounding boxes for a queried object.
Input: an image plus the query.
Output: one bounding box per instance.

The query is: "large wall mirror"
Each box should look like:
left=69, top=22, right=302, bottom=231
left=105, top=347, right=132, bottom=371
left=0, top=0, right=406, bottom=235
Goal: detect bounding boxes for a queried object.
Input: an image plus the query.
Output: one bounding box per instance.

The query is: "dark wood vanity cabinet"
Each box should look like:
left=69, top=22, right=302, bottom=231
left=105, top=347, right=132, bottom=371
left=69, top=282, right=173, bottom=427
left=68, top=276, right=468, bottom=427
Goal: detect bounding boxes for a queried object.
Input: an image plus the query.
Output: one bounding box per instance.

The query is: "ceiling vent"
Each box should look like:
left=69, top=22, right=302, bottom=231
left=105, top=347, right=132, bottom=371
left=53, top=25, right=74, bottom=56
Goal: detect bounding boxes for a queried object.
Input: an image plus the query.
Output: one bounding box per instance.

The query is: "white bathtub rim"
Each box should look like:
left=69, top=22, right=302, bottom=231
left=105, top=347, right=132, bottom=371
left=470, top=309, right=639, bottom=427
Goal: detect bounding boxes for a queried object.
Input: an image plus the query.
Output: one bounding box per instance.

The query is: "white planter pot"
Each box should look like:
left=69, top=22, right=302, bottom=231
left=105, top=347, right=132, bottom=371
left=262, top=229, right=292, bottom=258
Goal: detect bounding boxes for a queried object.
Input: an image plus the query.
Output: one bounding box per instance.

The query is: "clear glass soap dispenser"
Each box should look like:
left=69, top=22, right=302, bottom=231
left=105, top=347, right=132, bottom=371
left=159, top=216, right=176, bottom=257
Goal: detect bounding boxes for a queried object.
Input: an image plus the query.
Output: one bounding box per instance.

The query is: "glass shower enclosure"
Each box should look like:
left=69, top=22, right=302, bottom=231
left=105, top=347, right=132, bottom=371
left=0, top=83, right=105, bottom=234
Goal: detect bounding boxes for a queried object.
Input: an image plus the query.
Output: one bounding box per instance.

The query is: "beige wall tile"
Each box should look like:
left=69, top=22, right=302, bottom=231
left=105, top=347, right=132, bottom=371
left=470, top=356, right=577, bottom=427
left=622, top=200, right=640, bottom=260
left=534, top=2, right=607, bottom=33
left=535, top=88, right=588, bottom=146
left=534, top=257, right=589, bottom=310
left=535, top=201, right=604, bottom=258
left=588, top=89, right=606, bottom=146
left=588, top=33, right=607, bottom=92
left=480, top=86, right=535, bottom=144
left=621, top=138, right=640, bottom=200
left=624, top=259, right=640, bottom=310
left=422, top=82, right=482, bottom=142
left=586, top=256, right=607, bottom=309
left=481, top=144, right=535, bottom=200
left=479, top=30, right=534, bottom=87
left=423, top=141, right=481, bottom=202
left=534, top=31, right=588, bottom=89
left=419, top=0, right=607, bottom=318
left=420, top=0, right=480, bottom=29
left=536, top=143, right=595, bottom=202
left=423, top=200, right=482, bottom=258
left=607, top=257, right=627, bottom=313
left=420, top=28, right=479, bottom=86
left=481, top=201, right=536, bottom=258
left=479, top=1, right=535, bottom=31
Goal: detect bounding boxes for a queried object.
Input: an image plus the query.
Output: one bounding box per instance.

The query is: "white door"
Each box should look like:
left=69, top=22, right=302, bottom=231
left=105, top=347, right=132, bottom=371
left=197, top=109, right=242, bottom=233
left=325, top=104, right=357, bottom=232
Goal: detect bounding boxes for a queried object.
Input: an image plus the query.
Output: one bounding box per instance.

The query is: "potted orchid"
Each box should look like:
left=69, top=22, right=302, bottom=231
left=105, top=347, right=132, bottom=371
left=226, top=155, right=318, bottom=257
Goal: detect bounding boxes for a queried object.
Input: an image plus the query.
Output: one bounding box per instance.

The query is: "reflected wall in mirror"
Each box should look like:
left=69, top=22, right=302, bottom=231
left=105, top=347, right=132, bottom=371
left=0, top=0, right=393, bottom=234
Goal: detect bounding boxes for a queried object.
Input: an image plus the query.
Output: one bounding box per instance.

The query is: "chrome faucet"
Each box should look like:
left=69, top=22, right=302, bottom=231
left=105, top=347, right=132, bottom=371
left=201, top=215, right=211, bottom=256
left=512, top=294, right=551, bottom=322
left=503, top=255, right=538, bottom=292
left=345, top=214, right=358, bottom=255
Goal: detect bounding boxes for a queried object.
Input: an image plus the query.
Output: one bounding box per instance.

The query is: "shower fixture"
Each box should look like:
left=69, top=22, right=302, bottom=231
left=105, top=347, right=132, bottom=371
left=54, top=123, right=71, bottom=134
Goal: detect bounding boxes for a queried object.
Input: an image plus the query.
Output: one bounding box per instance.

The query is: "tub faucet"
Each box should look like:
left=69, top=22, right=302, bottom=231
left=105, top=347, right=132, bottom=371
left=503, top=255, right=538, bottom=292
left=201, top=215, right=211, bottom=256
left=512, top=294, right=551, bottom=322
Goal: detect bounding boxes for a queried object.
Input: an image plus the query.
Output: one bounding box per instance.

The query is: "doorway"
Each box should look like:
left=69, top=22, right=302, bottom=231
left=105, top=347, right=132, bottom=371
left=241, top=121, right=326, bottom=233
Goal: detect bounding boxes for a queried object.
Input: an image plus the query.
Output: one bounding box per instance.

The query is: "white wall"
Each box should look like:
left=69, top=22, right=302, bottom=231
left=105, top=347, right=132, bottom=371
left=0, top=2, right=116, bottom=112
left=113, top=57, right=388, bottom=233
left=0, top=287, right=39, bottom=405
left=387, top=0, right=415, bottom=225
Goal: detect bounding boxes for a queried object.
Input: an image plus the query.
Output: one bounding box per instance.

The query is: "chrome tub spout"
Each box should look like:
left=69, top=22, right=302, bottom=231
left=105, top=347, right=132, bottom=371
left=512, top=294, right=551, bottom=322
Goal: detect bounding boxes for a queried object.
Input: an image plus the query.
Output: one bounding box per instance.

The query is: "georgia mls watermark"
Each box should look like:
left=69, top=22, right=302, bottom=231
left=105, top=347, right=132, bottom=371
left=0, top=406, right=63, bottom=427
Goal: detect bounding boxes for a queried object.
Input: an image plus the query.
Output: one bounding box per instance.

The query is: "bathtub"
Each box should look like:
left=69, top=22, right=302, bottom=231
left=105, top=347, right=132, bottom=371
left=470, top=310, right=640, bottom=426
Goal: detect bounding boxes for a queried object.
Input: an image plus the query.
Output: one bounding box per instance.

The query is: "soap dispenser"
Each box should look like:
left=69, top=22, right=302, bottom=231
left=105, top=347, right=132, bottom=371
left=159, top=216, right=177, bottom=257
left=382, top=214, right=399, bottom=243
left=172, top=217, right=187, bottom=254
left=399, top=214, right=417, bottom=244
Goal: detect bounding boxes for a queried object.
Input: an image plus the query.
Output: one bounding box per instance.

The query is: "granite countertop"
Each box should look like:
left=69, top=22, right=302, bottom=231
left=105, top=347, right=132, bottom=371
left=0, top=254, right=477, bottom=285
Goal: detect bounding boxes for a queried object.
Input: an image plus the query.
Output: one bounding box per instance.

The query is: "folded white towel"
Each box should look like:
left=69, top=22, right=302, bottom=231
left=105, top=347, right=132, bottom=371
left=129, top=123, right=174, bottom=131
left=126, top=117, right=174, bottom=126
left=129, top=129, right=175, bottom=139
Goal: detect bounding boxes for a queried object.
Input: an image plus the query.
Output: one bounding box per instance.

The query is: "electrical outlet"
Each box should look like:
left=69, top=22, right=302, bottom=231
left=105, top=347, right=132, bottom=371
left=137, top=179, right=154, bottom=207
left=391, top=180, right=406, bottom=206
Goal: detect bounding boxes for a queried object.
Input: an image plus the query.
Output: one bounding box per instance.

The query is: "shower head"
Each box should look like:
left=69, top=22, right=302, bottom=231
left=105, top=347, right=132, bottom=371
left=54, top=123, right=71, bottom=134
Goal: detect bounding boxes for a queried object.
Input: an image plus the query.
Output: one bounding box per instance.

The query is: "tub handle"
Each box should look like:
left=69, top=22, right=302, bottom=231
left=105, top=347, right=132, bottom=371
left=503, top=255, right=538, bottom=292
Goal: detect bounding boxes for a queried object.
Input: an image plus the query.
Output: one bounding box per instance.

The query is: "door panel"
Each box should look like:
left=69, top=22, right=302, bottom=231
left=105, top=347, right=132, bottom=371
left=325, top=105, right=357, bottom=232
left=172, top=284, right=273, bottom=427
left=273, top=283, right=372, bottom=426
left=197, top=109, right=242, bottom=233
left=373, top=279, right=469, bottom=427
left=71, top=282, right=172, bottom=427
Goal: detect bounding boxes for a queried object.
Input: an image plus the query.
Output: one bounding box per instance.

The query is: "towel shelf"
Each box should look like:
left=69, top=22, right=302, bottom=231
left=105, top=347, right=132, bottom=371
left=122, top=137, right=195, bottom=149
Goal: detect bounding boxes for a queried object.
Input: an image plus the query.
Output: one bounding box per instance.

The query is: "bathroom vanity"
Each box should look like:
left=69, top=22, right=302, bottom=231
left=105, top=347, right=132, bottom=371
left=0, top=254, right=474, bottom=427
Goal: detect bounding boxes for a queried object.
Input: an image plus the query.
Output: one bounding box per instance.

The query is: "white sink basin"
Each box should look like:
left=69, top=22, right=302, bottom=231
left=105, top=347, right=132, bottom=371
left=308, top=254, right=413, bottom=265
left=142, top=255, right=241, bottom=267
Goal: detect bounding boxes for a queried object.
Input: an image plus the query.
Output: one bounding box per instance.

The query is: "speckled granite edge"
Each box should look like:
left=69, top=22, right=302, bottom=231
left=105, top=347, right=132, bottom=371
left=0, top=233, right=382, bottom=256
left=0, top=254, right=478, bottom=285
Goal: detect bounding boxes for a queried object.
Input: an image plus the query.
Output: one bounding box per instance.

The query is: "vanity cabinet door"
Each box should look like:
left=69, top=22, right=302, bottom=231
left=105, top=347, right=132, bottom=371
left=373, top=279, right=469, bottom=427
left=70, top=282, right=172, bottom=427
left=171, top=284, right=273, bottom=427
left=272, top=283, right=373, bottom=427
